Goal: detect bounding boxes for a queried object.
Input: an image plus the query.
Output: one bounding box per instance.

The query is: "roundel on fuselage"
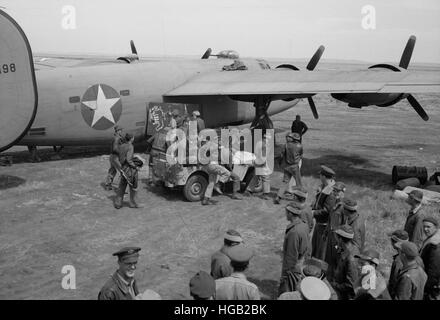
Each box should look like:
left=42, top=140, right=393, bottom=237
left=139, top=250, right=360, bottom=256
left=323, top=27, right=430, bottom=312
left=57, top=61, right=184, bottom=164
left=80, top=84, right=122, bottom=130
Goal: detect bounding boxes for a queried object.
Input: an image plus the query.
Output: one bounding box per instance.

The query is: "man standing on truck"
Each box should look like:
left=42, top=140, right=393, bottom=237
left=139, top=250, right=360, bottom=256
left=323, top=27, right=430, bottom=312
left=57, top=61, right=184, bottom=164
left=146, top=130, right=169, bottom=186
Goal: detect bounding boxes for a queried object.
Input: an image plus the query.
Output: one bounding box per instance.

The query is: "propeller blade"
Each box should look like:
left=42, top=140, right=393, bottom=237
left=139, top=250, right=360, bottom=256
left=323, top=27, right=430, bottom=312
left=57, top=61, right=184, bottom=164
left=130, top=40, right=138, bottom=55
left=399, top=35, right=416, bottom=69
left=306, top=45, right=325, bottom=71
left=407, top=94, right=429, bottom=121
left=307, top=97, right=319, bottom=119
left=201, top=48, right=212, bottom=59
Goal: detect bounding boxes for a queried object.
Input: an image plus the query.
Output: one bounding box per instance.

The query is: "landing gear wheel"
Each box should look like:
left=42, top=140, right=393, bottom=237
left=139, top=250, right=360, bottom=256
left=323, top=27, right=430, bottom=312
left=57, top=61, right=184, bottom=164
left=183, top=174, right=208, bottom=202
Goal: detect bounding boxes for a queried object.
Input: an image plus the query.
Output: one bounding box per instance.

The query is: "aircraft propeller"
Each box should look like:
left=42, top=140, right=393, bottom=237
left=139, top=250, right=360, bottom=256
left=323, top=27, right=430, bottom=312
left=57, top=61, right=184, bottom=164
left=276, top=45, right=325, bottom=119
left=371, top=35, right=428, bottom=121
left=201, top=48, right=212, bottom=59
left=130, top=40, right=138, bottom=55
left=332, top=36, right=429, bottom=121
left=116, top=40, right=139, bottom=63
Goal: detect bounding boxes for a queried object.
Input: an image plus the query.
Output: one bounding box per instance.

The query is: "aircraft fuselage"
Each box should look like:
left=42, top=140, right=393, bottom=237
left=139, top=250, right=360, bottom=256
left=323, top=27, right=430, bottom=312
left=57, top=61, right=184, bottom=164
left=18, top=58, right=299, bottom=147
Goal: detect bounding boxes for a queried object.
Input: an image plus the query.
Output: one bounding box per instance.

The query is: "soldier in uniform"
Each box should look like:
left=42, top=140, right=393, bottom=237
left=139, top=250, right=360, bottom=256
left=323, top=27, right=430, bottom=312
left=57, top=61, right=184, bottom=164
left=191, top=110, right=205, bottom=133
left=274, top=132, right=303, bottom=204
left=330, top=225, right=360, bottom=300
left=292, top=188, right=314, bottom=237
left=278, top=203, right=310, bottom=295
left=354, top=249, right=391, bottom=300
left=420, top=216, right=440, bottom=300
left=394, top=241, right=427, bottom=300
left=341, top=198, right=366, bottom=252
left=114, top=133, right=142, bottom=209
left=211, top=230, right=243, bottom=280
left=388, top=230, right=410, bottom=299
left=290, top=114, right=308, bottom=143
left=311, top=165, right=336, bottom=260
left=189, top=271, right=216, bottom=300
left=243, top=131, right=273, bottom=200
left=215, top=244, right=261, bottom=300
left=104, top=126, right=124, bottom=190
left=404, top=190, right=426, bottom=250
left=325, top=182, right=346, bottom=280
left=98, top=247, right=141, bottom=300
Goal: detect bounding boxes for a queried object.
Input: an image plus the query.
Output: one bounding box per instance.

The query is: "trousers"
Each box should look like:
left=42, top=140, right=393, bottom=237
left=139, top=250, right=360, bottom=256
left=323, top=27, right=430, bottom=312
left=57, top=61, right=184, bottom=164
left=204, top=164, right=240, bottom=198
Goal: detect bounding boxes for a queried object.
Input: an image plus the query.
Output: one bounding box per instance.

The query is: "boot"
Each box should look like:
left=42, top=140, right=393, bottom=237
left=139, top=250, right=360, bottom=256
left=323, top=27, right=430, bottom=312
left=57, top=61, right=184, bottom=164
left=243, top=190, right=252, bottom=197
left=274, top=196, right=281, bottom=204
left=230, top=193, right=242, bottom=200
left=114, top=195, right=123, bottom=209
left=129, top=189, right=141, bottom=208
left=259, top=193, right=271, bottom=200
left=114, top=186, right=124, bottom=209
left=202, top=197, right=217, bottom=205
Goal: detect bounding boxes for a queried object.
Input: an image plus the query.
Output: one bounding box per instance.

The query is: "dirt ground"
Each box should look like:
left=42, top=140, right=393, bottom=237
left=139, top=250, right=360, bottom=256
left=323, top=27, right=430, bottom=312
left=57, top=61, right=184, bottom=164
left=1, top=91, right=440, bottom=300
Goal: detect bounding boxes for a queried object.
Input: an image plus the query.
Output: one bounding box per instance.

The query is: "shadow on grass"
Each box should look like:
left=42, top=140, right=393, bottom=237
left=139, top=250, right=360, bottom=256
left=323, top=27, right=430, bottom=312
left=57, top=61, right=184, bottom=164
left=0, top=175, right=26, bottom=190
left=272, top=149, right=393, bottom=191
left=3, top=143, right=148, bottom=165
left=301, top=153, right=393, bottom=190
left=142, top=180, right=186, bottom=202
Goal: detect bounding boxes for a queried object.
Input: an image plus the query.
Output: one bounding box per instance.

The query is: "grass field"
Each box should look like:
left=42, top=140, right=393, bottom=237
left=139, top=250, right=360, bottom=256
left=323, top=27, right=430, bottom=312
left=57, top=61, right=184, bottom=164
left=1, top=86, right=440, bottom=299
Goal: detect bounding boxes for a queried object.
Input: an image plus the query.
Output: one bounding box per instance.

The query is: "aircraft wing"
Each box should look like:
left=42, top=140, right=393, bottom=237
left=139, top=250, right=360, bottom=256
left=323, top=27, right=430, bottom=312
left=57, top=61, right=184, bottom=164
left=164, top=69, right=440, bottom=98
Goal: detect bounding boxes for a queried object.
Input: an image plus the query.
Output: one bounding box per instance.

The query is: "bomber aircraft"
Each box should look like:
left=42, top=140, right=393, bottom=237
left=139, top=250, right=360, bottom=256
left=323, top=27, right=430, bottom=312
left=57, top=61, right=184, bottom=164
left=1, top=9, right=440, bottom=157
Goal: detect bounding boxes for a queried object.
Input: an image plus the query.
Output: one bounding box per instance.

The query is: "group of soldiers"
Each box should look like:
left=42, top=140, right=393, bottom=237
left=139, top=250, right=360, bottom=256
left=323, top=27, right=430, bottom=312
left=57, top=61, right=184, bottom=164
left=98, top=114, right=440, bottom=300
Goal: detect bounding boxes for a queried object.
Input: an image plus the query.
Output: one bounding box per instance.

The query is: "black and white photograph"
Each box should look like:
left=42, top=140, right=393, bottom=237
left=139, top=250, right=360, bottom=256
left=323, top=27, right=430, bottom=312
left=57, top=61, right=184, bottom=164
left=0, top=0, right=439, bottom=309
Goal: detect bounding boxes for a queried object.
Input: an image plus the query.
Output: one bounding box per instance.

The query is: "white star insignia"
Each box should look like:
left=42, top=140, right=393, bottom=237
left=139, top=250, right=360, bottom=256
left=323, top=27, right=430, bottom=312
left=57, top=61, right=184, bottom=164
left=82, top=85, right=120, bottom=127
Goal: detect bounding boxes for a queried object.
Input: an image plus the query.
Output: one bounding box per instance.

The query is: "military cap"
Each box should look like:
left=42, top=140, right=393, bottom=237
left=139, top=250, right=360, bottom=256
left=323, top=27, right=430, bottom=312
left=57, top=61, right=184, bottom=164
left=300, top=277, right=331, bottom=300
left=124, top=133, right=134, bottom=141
left=302, top=265, right=322, bottom=278
left=114, top=125, right=123, bottom=132
left=319, top=165, right=335, bottom=178
left=291, top=133, right=301, bottom=141
left=343, top=198, right=358, bottom=212
left=304, top=257, right=328, bottom=273
left=292, top=188, right=308, bottom=199
left=396, top=241, right=419, bottom=259
left=408, top=190, right=423, bottom=203
left=112, top=247, right=141, bottom=262
left=139, top=289, right=162, bottom=300
left=335, top=225, right=354, bottom=239
left=355, top=248, right=380, bottom=266
left=189, top=271, right=215, bottom=299
left=192, top=110, right=201, bottom=117
left=224, top=229, right=243, bottom=243
left=423, top=216, right=439, bottom=227
left=225, top=243, right=253, bottom=264
left=387, top=229, right=409, bottom=242
left=286, top=202, right=303, bottom=215
left=333, top=182, right=346, bottom=192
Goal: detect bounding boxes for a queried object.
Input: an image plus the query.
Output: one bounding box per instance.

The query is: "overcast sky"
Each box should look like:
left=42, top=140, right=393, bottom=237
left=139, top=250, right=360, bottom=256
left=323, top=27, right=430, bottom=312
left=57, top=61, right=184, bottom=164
left=3, top=0, right=440, bottom=63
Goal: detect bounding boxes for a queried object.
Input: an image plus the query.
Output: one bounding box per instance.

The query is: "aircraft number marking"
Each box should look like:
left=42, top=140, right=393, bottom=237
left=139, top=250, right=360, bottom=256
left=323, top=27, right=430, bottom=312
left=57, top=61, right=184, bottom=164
left=0, top=63, right=16, bottom=74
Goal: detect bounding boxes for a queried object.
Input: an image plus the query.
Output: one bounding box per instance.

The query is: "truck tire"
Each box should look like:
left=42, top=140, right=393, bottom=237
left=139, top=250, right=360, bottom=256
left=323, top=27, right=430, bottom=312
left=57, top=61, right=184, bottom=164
left=183, top=173, right=208, bottom=202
